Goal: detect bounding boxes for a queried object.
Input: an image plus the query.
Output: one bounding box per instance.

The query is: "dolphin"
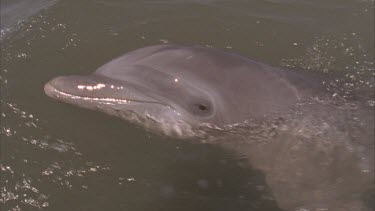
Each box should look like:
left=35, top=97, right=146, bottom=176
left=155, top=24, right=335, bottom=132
left=44, top=44, right=319, bottom=136
left=44, top=46, right=375, bottom=210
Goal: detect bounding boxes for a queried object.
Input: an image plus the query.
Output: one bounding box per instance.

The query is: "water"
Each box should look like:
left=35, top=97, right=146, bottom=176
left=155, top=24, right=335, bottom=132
left=0, top=0, right=58, bottom=32
left=1, top=0, right=374, bottom=210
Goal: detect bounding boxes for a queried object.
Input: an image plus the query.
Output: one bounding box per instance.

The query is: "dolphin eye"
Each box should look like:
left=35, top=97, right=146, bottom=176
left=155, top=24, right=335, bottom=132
left=198, top=104, right=207, bottom=111
left=190, top=102, right=212, bottom=116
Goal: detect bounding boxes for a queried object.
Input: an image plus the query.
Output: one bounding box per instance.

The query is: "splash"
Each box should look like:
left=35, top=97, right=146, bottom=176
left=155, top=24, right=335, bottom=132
left=282, top=34, right=374, bottom=101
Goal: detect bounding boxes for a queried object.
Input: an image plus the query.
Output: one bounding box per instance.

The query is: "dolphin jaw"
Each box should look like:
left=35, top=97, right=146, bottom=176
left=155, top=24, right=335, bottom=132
left=44, top=80, right=189, bottom=127
left=45, top=82, right=130, bottom=104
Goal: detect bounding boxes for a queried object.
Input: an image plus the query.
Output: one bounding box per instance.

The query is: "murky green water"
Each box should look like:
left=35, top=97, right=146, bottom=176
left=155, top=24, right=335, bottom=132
left=1, top=0, right=374, bottom=211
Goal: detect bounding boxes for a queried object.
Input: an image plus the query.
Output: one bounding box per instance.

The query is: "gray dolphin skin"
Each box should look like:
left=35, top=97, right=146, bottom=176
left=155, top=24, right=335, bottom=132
left=44, top=44, right=318, bottom=136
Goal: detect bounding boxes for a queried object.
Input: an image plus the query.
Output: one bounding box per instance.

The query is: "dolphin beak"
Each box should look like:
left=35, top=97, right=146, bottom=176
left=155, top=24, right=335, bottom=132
left=44, top=75, right=169, bottom=108
left=44, top=76, right=63, bottom=99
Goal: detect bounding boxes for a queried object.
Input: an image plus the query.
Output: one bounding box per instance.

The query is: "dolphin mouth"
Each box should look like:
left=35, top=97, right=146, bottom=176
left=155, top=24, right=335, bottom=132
left=44, top=79, right=172, bottom=108
left=45, top=82, right=128, bottom=104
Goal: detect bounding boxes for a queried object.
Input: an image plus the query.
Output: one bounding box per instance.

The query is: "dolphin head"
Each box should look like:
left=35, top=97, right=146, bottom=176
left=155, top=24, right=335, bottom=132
left=45, top=45, right=314, bottom=136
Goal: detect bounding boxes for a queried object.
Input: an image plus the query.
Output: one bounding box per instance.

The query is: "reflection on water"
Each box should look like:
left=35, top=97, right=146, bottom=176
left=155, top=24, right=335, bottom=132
left=1, top=0, right=374, bottom=211
left=0, top=100, right=112, bottom=210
